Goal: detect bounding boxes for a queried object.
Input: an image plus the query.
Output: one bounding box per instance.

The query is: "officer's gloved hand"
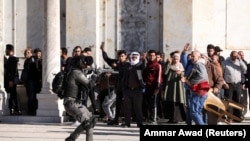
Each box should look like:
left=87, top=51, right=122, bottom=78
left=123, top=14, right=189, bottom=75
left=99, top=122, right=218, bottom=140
left=139, top=80, right=146, bottom=88
left=89, top=80, right=96, bottom=88
left=86, top=70, right=93, bottom=74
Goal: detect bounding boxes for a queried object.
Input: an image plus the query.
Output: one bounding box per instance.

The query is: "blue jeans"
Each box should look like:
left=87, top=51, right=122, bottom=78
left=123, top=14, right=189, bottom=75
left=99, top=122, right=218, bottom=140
left=186, top=89, right=207, bottom=125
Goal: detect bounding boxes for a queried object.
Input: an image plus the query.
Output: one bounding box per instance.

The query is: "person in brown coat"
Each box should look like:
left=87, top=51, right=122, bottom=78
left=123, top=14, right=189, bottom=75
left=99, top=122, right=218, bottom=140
left=201, top=53, right=224, bottom=125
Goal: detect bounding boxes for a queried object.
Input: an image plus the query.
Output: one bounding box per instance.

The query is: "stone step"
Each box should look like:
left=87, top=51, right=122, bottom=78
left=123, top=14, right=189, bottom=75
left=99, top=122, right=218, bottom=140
left=0, top=116, right=63, bottom=123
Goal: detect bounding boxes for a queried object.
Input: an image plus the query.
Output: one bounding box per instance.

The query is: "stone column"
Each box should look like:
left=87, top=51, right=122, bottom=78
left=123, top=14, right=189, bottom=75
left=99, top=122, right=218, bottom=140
left=105, top=0, right=116, bottom=58
left=36, top=0, right=64, bottom=123
left=0, top=0, right=8, bottom=118
left=96, top=0, right=105, bottom=68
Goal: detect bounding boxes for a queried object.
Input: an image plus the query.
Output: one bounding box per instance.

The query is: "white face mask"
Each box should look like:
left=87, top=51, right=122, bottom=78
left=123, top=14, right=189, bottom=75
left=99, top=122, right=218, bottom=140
left=130, top=52, right=140, bottom=65
left=130, top=58, right=140, bottom=65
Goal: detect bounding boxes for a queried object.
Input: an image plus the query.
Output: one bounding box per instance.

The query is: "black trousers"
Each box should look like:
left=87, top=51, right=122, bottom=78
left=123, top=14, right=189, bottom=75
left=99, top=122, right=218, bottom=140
left=113, top=90, right=123, bottom=121
left=26, top=79, right=39, bottom=115
left=224, top=83, right=243, bottom=118
left=8, top=85, right=19, bottom=111
left=143, top=87, right=158, bottom=122
left=123, top=88, right=143, bottom=126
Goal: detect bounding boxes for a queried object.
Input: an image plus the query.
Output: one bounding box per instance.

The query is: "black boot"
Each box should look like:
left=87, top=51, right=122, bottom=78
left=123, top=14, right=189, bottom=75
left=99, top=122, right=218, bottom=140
left=14, top=109, right=22, bottom=115
left=65, top=116, right=97, bottom=141
left=86, top=127, right=94, bottom=141
left=65, top=123, right=84, bottom=141
left=82, top=116, right=97, bottom=141
left=65, top=137, right=74, bottom=141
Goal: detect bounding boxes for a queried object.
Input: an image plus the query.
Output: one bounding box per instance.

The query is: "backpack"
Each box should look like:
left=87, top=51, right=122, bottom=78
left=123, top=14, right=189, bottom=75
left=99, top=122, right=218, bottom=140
left=52, top=71, right=66, bottom=99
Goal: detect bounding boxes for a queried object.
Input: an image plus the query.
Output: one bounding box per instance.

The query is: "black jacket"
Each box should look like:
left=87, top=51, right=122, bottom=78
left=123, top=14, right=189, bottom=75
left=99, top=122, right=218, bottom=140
left=4, top=56, right=19, bottom=83
left=102, top=50, right=119, bottom=69
left=25, top=56, right=42, bottom=81
left=123, top=61, right=145, bottom=89
left=116, top=61, right=130, bottom=90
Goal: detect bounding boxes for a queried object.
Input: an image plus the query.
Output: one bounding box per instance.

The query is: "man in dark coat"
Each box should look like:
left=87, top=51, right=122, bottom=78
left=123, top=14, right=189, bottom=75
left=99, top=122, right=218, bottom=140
left=4, top=44, right=21, bottom=115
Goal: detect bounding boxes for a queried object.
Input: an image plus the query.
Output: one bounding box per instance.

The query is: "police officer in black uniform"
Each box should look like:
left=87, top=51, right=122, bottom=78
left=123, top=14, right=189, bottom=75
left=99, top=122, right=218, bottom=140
left=64, top=56, right=96, bottom=141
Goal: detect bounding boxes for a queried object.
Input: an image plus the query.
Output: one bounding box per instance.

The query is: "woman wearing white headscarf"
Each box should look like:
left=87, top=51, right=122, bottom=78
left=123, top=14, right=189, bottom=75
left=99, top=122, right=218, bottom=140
left=162, top=51, right=186, bottom=123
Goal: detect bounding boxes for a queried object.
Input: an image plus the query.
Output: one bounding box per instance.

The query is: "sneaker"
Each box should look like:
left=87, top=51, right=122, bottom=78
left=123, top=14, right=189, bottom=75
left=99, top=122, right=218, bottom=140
left=107, top=120, right=119, bottom=125
left=149, top=121, right=158, bottom=125
left=65, top=136, right=74, bottom=141
left=103, top=116, right=109, bottom=122
left=121, top=123, right=130, bottom=128
left=71, top=121, right=81, bottom=127
left=217, top=122, right=223, bottom=125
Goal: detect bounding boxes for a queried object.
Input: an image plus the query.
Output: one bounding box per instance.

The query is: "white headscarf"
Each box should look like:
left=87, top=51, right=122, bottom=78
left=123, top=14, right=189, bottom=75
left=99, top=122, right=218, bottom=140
left=172, top=53, right=180, bottom=60
left=130, top=52, right=140, bottom=65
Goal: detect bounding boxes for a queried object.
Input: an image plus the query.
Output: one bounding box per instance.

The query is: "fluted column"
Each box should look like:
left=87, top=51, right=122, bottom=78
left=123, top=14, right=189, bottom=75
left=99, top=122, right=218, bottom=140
left=36, top=0, right=64, bottom=123
left=42, top=0, right=60, bottom=91
left=0, top=0, right=8, bottom=117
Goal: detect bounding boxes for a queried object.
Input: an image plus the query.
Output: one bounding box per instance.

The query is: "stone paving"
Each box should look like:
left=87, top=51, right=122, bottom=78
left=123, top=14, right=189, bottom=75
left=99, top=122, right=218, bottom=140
left=0, top=118, right=250, bottom=141
left=0, top=121, right=140, bottom=141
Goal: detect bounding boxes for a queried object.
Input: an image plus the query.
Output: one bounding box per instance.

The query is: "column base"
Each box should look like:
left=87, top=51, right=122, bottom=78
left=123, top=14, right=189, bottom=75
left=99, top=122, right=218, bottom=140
left=0, top=88, right=7, bottom=118
left=36, top=90, right=65, bottom=123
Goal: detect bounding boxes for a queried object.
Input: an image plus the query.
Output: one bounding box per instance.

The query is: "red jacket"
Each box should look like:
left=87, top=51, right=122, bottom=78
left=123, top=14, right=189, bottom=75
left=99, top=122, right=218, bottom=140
left=143, top=60, right=162, bottom=89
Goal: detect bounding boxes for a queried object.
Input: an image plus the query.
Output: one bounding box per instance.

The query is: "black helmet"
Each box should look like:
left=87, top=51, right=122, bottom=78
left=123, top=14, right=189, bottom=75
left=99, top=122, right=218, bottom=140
left=71, top=56, right=94, bottom=69
left=71, top=56, right=82, bottom=69
left=82, top=56, right=94, bottom=66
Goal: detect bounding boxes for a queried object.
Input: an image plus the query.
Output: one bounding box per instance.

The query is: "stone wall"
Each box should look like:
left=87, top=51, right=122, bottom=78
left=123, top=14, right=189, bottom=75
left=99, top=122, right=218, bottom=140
left=2, top=0, right=250, bottom=62
left=192, top=0, right=250, bottom=58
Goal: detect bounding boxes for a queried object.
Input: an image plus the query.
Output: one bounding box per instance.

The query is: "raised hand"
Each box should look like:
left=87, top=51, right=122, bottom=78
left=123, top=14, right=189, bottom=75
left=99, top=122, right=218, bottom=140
left=100, top=42, right=105, bottom=51
left=166, top=57, right=172, bottom=64
left=183, top=43, right=190, bottom=52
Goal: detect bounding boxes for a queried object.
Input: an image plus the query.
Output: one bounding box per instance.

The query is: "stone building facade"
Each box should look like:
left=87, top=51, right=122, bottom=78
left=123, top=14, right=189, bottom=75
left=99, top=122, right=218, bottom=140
left=0, top=0, right=249, bottom=122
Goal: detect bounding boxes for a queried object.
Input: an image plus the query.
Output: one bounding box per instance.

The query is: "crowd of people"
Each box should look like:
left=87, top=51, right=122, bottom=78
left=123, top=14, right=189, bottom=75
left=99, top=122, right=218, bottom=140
left=93, top=42, right=249, bottom=126
left=3, top=42, right=250, bottom=140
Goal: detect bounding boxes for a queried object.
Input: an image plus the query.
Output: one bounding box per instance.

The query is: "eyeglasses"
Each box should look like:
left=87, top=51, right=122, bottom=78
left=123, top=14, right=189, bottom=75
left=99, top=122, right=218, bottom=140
left=75, top=50, right=81, bottom=52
